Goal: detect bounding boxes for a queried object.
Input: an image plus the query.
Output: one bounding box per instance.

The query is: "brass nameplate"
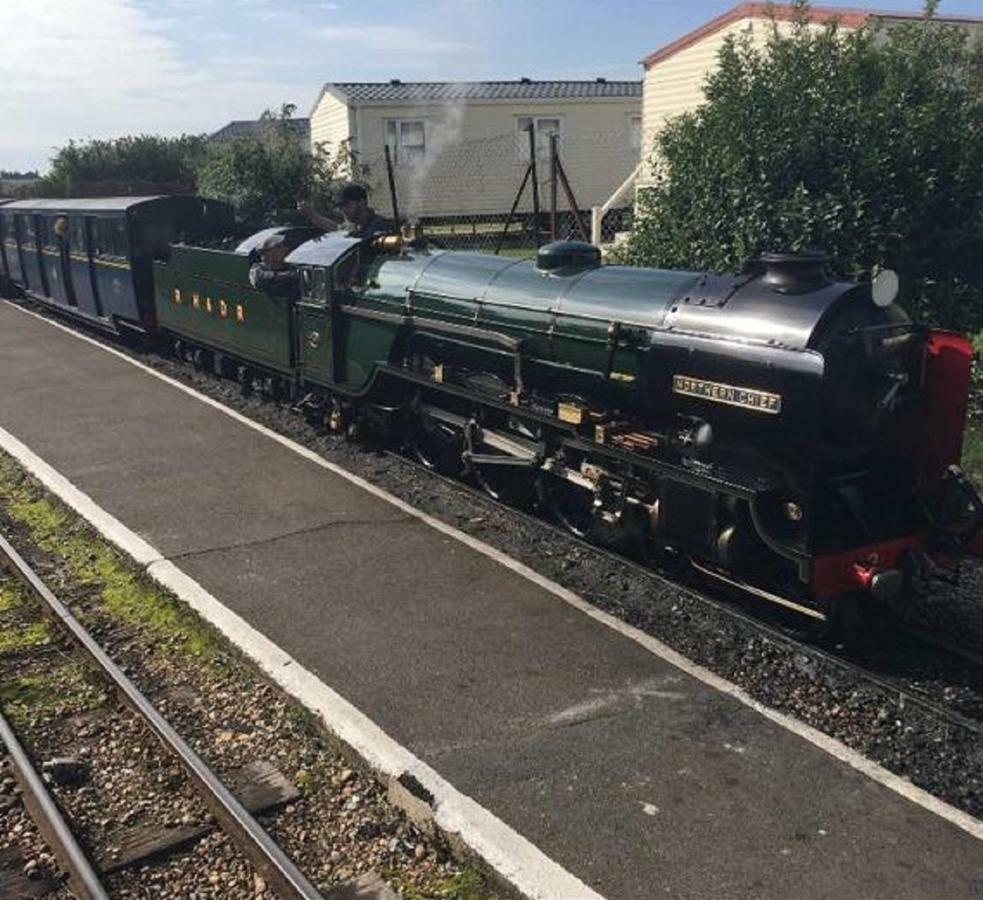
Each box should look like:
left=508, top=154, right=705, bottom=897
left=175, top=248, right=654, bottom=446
left=672, top=375, right=782, bottom=414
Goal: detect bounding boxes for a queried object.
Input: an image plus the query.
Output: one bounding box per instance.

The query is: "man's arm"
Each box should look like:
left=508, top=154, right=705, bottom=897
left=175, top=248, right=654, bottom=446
left=297, top=200, right=341, bottom=233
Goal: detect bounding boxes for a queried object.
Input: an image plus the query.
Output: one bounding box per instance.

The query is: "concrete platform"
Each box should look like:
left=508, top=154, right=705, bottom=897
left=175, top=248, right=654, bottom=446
left=2, top=300, right=983, bottom=899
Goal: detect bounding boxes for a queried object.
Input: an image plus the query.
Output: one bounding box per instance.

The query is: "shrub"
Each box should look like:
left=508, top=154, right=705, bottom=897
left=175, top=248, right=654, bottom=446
left=617, top=1, right=983, bottom=332
left=196, top=105, right=367, bottom=228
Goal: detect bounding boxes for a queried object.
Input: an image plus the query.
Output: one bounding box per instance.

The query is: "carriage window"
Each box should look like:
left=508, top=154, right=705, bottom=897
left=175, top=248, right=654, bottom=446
left=43, top=219, right=62, bottom=251
left=115, top=220, right=130, bottom=257
left=95, top=219, right=128, bottom=258
left=38, top=218, right=53, bottom=249
left=96, top=221, right=112, bottom=256
left=19, top=216, right=35, bottom=243
left=70, top=219, right=87, bottom=253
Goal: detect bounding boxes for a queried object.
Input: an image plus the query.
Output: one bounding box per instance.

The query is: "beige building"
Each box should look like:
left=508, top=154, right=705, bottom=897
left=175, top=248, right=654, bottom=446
left=309, top=80, right=642, bottom=220
left=638, top=2, right=983, bottom=187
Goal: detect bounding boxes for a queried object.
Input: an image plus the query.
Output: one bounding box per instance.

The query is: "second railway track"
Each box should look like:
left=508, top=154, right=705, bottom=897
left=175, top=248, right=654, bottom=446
left=0, top=530, right=326, bottom=899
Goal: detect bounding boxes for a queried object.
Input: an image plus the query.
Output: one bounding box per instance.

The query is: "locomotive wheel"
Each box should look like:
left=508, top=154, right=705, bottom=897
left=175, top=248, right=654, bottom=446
left=472, top=460, right=533, bottom=510
left=407, top=409, right=463, bottom=476
left=536, top=472, right=596, bottom=540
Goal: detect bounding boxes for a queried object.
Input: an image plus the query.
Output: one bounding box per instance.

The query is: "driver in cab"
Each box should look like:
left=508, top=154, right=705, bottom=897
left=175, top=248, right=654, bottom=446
left=248, top=234, right=300, bottom=299
left=297, top=183, right=394, bottom=239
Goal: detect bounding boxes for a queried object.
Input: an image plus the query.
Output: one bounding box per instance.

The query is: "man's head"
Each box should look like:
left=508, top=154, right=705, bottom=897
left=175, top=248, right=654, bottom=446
left=259, top=233, right=289, bottom=269
left=337, top=183, right=369, bottom=225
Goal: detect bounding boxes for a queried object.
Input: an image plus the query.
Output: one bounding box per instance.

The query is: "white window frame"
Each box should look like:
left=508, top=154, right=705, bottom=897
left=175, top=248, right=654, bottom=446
left=385, top=118, right=427, bottom=166
left=627, top=114, right=643, bottom=151
left=515, top=115, right=563, bottom=161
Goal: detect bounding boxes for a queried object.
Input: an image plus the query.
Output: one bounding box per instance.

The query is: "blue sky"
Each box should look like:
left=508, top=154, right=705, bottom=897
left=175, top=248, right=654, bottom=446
left=2, top=0, right=981, bottom=172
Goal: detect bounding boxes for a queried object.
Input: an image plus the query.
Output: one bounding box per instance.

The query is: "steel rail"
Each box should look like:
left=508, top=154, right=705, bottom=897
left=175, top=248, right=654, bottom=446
left=0, top=708, right=109, bottom=900
left=897, top=623, right=983, bottom=670
left=0, top=532, right=324, bottom=900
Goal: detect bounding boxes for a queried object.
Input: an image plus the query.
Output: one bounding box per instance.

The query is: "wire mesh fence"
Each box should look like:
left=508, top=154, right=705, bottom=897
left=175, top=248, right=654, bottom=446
left=349, top=126, right=640, bottom=254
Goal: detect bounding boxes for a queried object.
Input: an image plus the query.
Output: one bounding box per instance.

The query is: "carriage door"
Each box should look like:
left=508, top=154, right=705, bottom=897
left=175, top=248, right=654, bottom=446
left=13, top=217, right=28, bottom=288
left=57, top=216, right=78, bottom=307
left=85, top=217, right=104, bottom=317
left=297, top=267, right=334, bottom=385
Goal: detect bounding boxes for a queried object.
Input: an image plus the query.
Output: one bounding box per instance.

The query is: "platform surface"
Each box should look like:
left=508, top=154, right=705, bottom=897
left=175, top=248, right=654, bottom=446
left=2, top=300, right=983, bottom=900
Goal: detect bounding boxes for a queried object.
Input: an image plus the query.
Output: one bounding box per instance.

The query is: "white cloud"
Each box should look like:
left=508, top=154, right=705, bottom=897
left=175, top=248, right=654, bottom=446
left=316, top=25, right=471, bottom=55
left=0, top=0, right=313, bottom=170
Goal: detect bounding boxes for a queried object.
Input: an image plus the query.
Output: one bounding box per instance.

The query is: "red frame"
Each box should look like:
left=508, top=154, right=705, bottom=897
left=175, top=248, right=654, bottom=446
left=811, top=330, right=977, bottom=600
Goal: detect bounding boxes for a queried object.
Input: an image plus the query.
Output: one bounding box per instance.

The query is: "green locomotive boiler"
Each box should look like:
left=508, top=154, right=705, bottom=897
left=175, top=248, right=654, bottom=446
left=151, top=228, right=983, bottom=619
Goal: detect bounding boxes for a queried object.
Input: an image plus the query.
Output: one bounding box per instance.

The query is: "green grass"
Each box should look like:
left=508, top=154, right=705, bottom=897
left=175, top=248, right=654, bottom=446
left=0, top=576, right=26, bottom=614
left=963, top=420, right=983, bottom=487
left=0, top=618, right=50, bottom=654
left=0, top=664, right=107, bottom=727
left=382, top=865, right=493, bottom=900
left=0, top=454, right=224, bottom=662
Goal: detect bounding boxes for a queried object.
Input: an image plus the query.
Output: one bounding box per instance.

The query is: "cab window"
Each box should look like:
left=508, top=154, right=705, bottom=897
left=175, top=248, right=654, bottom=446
left=314, top=268, right=329, bottom=302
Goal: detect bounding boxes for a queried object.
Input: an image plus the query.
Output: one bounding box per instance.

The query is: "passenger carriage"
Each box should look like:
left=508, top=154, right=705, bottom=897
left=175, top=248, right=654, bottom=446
left=0, top=197, right=232, bottom=332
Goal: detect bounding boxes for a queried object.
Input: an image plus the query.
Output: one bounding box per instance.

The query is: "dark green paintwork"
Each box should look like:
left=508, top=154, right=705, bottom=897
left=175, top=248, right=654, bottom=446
left=154, top=245, right=297, bottom=375
left=150, top=238, right=702, bottom=407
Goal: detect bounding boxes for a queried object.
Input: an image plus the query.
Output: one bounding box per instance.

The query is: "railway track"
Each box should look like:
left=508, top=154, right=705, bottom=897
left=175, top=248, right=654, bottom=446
left=0, top=530, right=325, bottom=900
left=384, top=448, right=983, bottom=734
left=15, top=294, right=983, bottom=727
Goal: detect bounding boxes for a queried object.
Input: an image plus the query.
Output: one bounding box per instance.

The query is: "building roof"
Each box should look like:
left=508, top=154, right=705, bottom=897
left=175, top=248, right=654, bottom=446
left=642, top=3, right=983, bottom=68
left=316, top=79, right=642, bottom=108
left=210, top=118, right=311, bottom=142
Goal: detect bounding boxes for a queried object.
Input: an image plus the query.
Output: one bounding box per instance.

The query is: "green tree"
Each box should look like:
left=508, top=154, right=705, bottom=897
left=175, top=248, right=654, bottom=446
left=617, top=1, right=983, bottom=331
left=34, top=134, right=207, bottom=197
left=196, top=104, right=365, bottom=227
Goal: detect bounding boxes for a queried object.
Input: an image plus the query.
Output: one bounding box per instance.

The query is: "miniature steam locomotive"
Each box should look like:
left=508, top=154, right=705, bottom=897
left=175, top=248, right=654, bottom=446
left=2, top=196, right=981, bottom=621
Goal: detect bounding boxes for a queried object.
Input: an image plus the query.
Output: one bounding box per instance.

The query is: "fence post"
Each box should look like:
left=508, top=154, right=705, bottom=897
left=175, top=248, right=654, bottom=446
left=527, top=123, right=541, bottom=247
left=591, top=207, right=602, bottom=246
left=549, top=133, right=558, bottom=241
